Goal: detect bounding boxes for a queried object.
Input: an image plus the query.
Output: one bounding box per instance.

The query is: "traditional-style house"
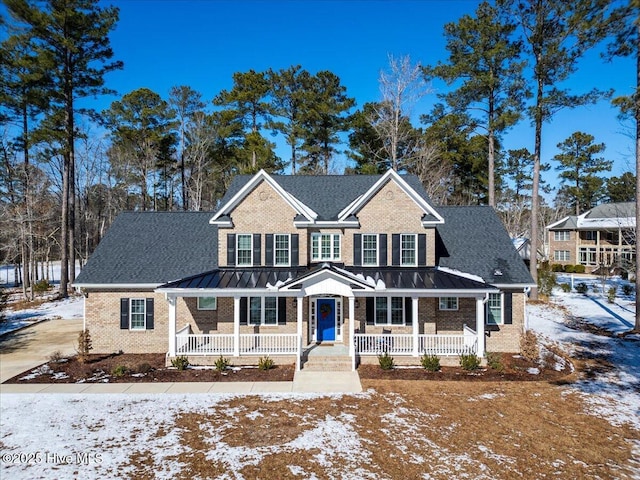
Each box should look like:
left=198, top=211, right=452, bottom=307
left=546, top=202, right=636, bottom=274
left=74, top=170, right=534, bottom=370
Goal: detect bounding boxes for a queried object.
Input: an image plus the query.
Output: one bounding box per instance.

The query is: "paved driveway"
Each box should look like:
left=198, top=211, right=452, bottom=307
left=0, top=319, right=83, bottom=383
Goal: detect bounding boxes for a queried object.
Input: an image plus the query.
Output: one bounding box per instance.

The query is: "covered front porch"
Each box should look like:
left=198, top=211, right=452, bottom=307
left=156, top=264, right=495, bottom=371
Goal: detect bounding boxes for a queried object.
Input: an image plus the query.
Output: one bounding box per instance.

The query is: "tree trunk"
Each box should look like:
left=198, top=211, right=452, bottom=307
left=529, top=74, right=544, bottom=301
left=635, top=18, right=640, bottom=332
left=488, top=95, right=495, bottom=207
left=60, top=151, right=70, bottom=298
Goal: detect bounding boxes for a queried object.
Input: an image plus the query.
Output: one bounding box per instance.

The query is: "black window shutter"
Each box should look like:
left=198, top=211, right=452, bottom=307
left=240, top=297, right=248, bottom=325
left=353, top=233, right=362, bottom=266
left=379, top=234, right=387, bottom=266
left=145, top=298, right=154, bottom=330
left=291, top=234, right=299, bottom=266
left=120, top=298, right=129, bottom=329
left=366, top=298, right=375, bottom=325
left=227, top=234, right=236, bottom=266
left=253, top=234, right=261, bottom=266
left=265, top=234, right=274, bottom=266
left=418, top=233, right=427, bottom=266
left=504, top=293, right=513, bottom=324
left=405, top=297, right=413, bottom=325
left=278, top=297, right=287, bottom=325
left=392, top=234, right=400, bottom=266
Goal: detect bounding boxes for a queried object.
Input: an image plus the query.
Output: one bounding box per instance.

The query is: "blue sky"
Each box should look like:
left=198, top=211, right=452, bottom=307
left=11, top=1, right=639, bottom=190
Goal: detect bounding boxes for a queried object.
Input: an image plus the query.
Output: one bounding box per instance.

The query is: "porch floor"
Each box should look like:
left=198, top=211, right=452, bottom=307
left=303, top=343, right=349, bottom=357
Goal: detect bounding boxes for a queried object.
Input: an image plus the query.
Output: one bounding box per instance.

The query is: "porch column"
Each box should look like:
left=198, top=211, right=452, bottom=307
left=348, top=296, right=355, bottom=370
left=233, top=296, right=240, bottom=357
left=412, top=296, right=419, bottom=356
left=296, top=295, right=303, bottom=371
left=168, top=295, right=177, bottom=357
left=476, top=295, right=486, bottom=357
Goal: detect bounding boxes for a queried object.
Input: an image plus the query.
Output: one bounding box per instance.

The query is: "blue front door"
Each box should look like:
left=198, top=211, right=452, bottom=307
left=316, top=298, right=336, bottom=342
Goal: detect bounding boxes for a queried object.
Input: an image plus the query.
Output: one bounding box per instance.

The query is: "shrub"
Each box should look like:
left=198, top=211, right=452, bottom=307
left=607, top=287, right=616, bottom=304
left=258, top=356, right=275, bottom=371
left=459, top=353, right=481, bottom=371
left=559, top=283, right=571, bottom=293
left=76, top=329, right=93, bottom=363
left=575, top=282, right=588, bottom=294
left=48, top=350, right=64, bottom=364
left=574, top=265, right=586, bottom=274
left=486, top=352, right=504, bottom=372
left=537, top=268, right=557, bottom=297
left=111, top=365, right=129, bottom=377
left=171, top=355, right=190, bottom=370
left=551, top=264, right=564, bottom=272
left=622, top=284, right=634, bottom=296
left=214, top=355, right=231, bottom=372
left=564, top=264, right=575, bottom=273
left=420, top=353, right=440, bottom=372
left=33, top=279, right=51, bottom=294
left=520, top=330, right=539, bottom=363
left=136, top=362, right=153, bottom=374
left=377, top=352, right=395, bottom=370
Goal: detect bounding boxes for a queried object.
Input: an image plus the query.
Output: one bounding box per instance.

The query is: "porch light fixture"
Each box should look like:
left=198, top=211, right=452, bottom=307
left=355, top=299, right=360, bottom=308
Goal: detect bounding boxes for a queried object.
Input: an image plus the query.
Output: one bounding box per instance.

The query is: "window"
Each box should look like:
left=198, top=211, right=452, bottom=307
left=375, top=297, right=405, bottom=325
left=554, top=231, right=570, bottom=241
left=311, top=233, right=341, bottom=261
left=249, top=297, right=278, bottom=325
left=237, top=234, right=253, bottom=266
left=579, top=247, right=597, bottom=266
left=583, top=231, right=597, bottom=241
left=554, top=250, right=570, bottom=262
left=274, top=234, right=290, bottom=266
left=197, top=297, right=217, bottom=310
left=362, top=234, right=378, bottom=266
left=130, top=299, right=146, bottom=330
left=486, top=293, right=503, bottom=325
left=401, top=234, right=416, bottom=266
left=439, top=297, right=458, bottom=311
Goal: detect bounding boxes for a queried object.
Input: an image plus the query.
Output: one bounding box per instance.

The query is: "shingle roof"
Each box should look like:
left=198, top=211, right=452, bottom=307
left=585, top=202, right=635, bottom=219
left=218, top=174, right=434, bottom=220
left=436, top=206, right=534, bottom=285
left=74, top=212, right=217, bottom=285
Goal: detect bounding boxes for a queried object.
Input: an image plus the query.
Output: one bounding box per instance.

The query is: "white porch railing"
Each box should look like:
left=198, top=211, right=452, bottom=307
left=175, top=333, right=299, bottom=356
left=355, top=332, right=477, bottom=356
left=239, top=334, right=298, bottom=355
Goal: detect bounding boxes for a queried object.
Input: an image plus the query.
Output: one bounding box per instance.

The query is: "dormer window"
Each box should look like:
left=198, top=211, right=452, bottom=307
left=311, top=233, right=341, bottom=261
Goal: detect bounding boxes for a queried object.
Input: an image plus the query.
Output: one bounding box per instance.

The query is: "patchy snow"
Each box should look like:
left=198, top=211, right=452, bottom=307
left=1, top=295, right=83, bottom=336
left=436, top=266, right=485, bottom=284
left=528, top=278, right=640, bottom=431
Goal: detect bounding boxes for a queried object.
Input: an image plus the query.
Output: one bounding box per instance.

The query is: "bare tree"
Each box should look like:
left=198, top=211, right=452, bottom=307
left=373, top=54, right=431, bottom=171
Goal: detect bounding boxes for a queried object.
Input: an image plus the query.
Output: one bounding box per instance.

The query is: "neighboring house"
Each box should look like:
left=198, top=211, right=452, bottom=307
left=74, top=169, right=534, bottom=370
left=546, top=202, right=636, bottom=274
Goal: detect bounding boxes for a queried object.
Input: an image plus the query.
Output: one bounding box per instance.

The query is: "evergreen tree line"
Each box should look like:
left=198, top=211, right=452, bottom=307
left=0, top=0, right=638, bottom=311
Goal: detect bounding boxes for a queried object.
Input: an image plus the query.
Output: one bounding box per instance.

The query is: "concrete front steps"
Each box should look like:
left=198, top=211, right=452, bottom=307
left=301, top=343, right=353, bottom=371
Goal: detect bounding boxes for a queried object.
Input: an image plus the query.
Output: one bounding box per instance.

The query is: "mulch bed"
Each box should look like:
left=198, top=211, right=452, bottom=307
left=3, top=353, right=295, bottom=384
left=357, top=353, right=572, bottom=382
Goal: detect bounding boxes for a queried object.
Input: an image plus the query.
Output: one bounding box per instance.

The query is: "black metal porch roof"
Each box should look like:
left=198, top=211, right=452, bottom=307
left=157, top=264, right=494, bottom=291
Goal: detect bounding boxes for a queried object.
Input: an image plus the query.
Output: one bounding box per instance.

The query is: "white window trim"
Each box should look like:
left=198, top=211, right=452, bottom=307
left=554, top=231, right=570, bottom=241
left=486, top=292, right=504, bottom=325
left=197, top=297, right=217, bottom=310
left=553, top=250, right=570, bottom=262
left=439, top=297, right=459, bottom=311
left=274, top=233, right=291, bottom=267
left=374, top=296, right=406, bottom=326
left=236, top=234, right=253, bottom=267
left=362, top=234, right=379, bottom=267
left=129, top=298, right=146, bottom=331
left=400, top=233, right=417, bottom=267
left=248, top=296, right=278, bottom=326
left=311, top=233, right=341, bottom=261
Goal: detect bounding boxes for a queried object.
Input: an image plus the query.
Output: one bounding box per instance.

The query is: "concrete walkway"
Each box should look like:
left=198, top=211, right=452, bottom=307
left=0, top=320, right=362, bottom=394
left=0, top=318, right=83, bottom=383
left=0, top=371, right=362, bottom=395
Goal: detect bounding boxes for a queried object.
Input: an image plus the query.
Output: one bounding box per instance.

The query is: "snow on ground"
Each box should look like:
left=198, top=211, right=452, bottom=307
left=0, top=296, right=83, bottom=336
left=528, top=274, right=640, bottom=431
